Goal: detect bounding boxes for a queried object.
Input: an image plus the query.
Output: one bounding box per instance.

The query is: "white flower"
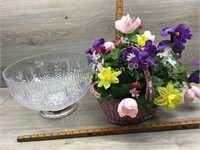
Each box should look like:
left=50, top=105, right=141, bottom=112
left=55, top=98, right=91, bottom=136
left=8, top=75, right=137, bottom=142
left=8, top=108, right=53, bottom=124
left=157, top=48, right=176, bottom=67
left=104, top=42, right=115, bottom=52
left=96, top=63, right=104, bottom=72
left=167, top=58, right=176, bottom=67
left=96, top=58, right=104, bottom=72
left=157, top=48, right=172, bottom=58
left=144, top=31, right=155, bottom=42
left=92, top=51, right=101, bottom=61
left=127, top=53, right=135, bottom=61
left=120, top=36, right=129, bottom=44
left=129, top=88, right=140, bottom=98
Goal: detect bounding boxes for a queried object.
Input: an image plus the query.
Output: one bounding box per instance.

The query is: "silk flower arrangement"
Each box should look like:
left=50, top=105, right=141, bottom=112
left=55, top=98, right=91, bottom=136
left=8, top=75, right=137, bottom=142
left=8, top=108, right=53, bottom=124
left=85, top=14, right=200, bottom=125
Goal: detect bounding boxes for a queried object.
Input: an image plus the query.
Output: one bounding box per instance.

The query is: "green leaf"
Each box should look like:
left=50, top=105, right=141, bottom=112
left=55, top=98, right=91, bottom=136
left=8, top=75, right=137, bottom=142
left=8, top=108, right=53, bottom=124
left=98, top=88, right=112, bottom=104
left=125, top=29, right=139, bottom=44
left=137, top=95, right=156, bottom=113
left=127, top=29, right=140, bottom=37
left=152, top=75, right=165, bottom=88
left=137, top=99, right=148, bottom=112
left=104, top=61, right=118, bottom=68
left=105, top=49, right=122, bottom=60
left=110, top=83, right=130, bottom=99
left=131, top=70, right=143, bottom=81
left=129, top=36, right=138, bottom=44
left=178, top=70, right=187, bottom=81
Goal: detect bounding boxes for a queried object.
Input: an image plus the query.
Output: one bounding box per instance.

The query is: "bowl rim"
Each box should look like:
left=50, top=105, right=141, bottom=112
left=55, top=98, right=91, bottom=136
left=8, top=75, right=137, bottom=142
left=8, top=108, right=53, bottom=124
left=3, top=51, right=93, bottom=83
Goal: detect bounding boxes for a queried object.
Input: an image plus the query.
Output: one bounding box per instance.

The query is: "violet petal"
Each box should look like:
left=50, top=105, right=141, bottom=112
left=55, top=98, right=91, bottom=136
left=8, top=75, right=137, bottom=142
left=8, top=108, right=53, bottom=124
left=157, top=40, right=171, bottom=50
left=193, top=60, right=200, bottom=67
left=188, top=70, right=200, bottom=84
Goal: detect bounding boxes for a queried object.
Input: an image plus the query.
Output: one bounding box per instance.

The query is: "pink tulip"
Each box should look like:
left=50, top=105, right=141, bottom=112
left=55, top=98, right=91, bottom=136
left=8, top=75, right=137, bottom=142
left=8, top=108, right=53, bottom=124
left=184, top=89, right=195, bottom=104
left=191, top=86, right=200, bottom=99
left=117, top=98, right=138, bottom=118
left=115, top=14, right=141, bottom=34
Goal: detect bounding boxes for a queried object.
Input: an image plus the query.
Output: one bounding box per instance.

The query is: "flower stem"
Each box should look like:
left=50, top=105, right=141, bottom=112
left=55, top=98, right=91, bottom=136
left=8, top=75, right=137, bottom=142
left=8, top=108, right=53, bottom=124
left=185, top=81, right=192, bottom=89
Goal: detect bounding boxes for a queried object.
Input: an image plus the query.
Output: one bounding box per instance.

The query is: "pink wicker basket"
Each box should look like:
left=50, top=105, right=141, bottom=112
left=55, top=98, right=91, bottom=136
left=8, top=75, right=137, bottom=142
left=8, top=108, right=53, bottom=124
left=90, top=68, right=158, bottom=125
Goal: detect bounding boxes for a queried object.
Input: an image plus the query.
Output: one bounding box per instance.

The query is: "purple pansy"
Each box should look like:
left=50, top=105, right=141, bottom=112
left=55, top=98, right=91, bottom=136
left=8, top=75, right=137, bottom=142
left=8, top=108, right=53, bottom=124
left=172, top=44, right=185, bottom=58
left=128, top=41, right=157, bottom=70
left=188, top=59, right=200, bottom=84
left=85, top=38, right=107, bottom=62
left=171, top=24, right=193, bottom=44
left=85, top=38, right=106, bottom=55
left=158, top=24, right=192, bottom=58
left=193, top=60, right=200, bottom=67
left=143, top=40, right=159, bottom=54
left=188, top=70, right=200, bottom=84
left=160, top=25, right=178, bottom=36
left=85, top=48, right=94, bottom=55
left=121, top=47, right=134, bottom=60
left=157, top=40, right=171, bottom=51
left=92, top=38, right=107, bottom=54
left=93, top=38, right=105, bottom=48
left=160, top=24, right=192, bottom=44
left=87, top=55, right=93, bottom=63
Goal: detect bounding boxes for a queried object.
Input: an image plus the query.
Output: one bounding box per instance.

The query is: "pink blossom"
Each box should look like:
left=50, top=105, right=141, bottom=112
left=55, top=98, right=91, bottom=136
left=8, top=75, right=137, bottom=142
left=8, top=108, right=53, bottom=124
left=96, top=63, right=104, bottom=72
left=184, top=86, right=200, bottom=104
left=129, top=88, right=140, bottom=98
left=117, top=98, right=138, bottom=118
left=191, top=86, right=200, bottom=99
left=184, top=89, right=195, bottom=104
left=115, top=38, right=122, bottom=47
left=104, top=42, right=115, bottom=52
left=115, top=14, right=141, bottom=34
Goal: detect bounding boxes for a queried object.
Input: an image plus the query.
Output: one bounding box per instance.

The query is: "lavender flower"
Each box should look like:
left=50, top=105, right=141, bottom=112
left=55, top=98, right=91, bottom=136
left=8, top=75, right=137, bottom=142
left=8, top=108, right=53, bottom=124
left=85, top=48, right=94, bottom=55
left=128, top=41, right=157, bottom=69
left=157, top=24, right=192, bottom=58
left=121, top=47, right=134, bottom=60
left=85, top=38, right=106, bottom=62
left=93, top=38, right=105, bottom=48
left=188, top=60, right=200, bottom=84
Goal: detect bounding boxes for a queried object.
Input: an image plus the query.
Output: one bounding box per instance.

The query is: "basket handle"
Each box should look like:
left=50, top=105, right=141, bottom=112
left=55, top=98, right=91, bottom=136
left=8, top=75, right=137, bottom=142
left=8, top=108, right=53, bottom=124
left=144, top=67, right=155, bottom=101
left=115, top=0, right=123, bottom=39
left=115, top=1, right=154, bottom=101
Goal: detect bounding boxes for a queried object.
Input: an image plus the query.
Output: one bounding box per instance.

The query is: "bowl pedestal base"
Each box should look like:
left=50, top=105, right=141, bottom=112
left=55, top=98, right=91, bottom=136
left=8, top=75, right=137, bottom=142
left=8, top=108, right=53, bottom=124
left=40, top=104, right=77, bottom=119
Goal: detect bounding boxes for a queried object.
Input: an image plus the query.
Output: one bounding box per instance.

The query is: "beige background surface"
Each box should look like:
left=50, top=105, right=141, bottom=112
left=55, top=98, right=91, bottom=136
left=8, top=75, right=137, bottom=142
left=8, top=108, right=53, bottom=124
left=0, top=0, right=199, bottom=87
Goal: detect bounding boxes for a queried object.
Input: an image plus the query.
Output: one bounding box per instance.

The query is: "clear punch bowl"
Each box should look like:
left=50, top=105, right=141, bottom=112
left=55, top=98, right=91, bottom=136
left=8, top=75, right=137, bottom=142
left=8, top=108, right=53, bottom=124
left=3, top=51, right=93, bottom=119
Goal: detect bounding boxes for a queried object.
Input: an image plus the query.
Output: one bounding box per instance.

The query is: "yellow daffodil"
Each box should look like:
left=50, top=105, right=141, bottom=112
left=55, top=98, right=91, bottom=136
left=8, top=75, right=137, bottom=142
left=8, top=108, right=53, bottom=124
left=97, top=67, right=122, bottom=89
left=137, top=34, right=149, bottom=47
left=154, top=81, right=182, bottom=112
left=137, top=31, right=155, bottom=47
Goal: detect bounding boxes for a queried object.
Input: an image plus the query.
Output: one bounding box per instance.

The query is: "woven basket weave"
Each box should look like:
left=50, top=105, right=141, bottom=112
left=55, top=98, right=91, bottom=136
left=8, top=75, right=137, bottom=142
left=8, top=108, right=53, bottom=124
left=90, top=67, right=158, bottom=125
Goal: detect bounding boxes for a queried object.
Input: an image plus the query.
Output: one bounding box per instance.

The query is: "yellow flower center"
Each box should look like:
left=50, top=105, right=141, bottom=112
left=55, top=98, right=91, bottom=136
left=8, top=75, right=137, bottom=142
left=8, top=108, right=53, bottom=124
left=105, top=74, right=112, bottom=82
left=175, top=32, right=180, bottom=36
left=97, top=67, right=122, bottom=89
left=168, top=94, right=176, bottom=100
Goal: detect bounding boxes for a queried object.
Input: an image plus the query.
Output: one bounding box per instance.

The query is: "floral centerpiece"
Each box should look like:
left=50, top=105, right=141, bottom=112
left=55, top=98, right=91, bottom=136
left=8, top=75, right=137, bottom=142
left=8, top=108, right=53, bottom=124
left=85, top=14, right=200, bottom=125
